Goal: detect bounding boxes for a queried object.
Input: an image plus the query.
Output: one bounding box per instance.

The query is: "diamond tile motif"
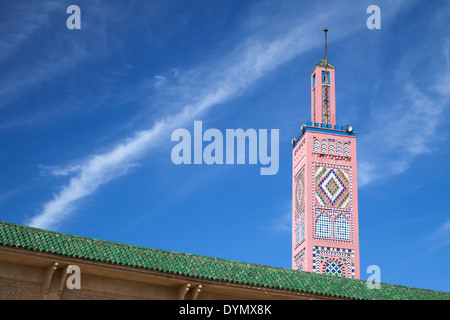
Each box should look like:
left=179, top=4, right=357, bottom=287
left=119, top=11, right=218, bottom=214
left=325, top=178, right=340, bottom=198
left=313, top=246, right=353, bottom=278
left=315, top=165, right=350, bottom=209
left=324, top=261, right=343, bottom=276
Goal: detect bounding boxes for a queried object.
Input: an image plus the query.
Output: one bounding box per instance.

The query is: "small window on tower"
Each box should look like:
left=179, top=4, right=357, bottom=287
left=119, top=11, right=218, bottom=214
left=322, top=71, right=330, bottom=84
left=312, top=73, right=316, bottom=87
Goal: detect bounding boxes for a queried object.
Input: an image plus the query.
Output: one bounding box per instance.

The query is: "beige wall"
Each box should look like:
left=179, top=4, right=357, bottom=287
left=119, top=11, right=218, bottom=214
left=0, top=246, right=331, bottom=300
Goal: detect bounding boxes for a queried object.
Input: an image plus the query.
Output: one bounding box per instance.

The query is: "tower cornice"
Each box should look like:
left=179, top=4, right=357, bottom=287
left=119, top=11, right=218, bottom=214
left=311, top=59, right=335, bottom=75
left=292, top=122, right=356, bottom=148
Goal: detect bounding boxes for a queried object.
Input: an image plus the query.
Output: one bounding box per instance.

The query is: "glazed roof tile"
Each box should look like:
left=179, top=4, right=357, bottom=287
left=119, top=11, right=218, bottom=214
left=0, top=221, right=448, bottom=300
left=315, top=58, right=335, bottom=69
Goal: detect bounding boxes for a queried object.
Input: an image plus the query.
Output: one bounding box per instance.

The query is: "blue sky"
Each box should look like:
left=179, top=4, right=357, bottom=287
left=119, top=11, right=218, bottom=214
left=1, top=0, right=449, bottom=293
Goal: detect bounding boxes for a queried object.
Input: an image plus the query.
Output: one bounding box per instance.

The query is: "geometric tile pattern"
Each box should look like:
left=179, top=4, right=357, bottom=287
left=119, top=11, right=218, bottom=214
left=314, top=139, right=320, bottom=152
left=312, top=139, right=350, bottom=157
left=300, top=213, right=305, bottom=244
left=323, top=258, right=344, bottom=277
left=321, top=139, right=327, bottom=153
left=315, top=165, right=351, bottom=209
left=336, top=141, right=342, bottom=155
left=315, top=211, right=332, bottom=238
left=328, top=140, right=335, bottom=154
left=313, top=209, right=352, bottom=242
left=294, top=210, right=306, bottom=249
left=334, top=214, right=350, bottom=241
left=313, top=246, right=354, bottom=278
left=294, top=167, right=306, bottom=248
left=293, top=248, right=306, bottom=271
left=295, top=167, right=305, bottom=212
left=344, top=142, right=350, bottom=157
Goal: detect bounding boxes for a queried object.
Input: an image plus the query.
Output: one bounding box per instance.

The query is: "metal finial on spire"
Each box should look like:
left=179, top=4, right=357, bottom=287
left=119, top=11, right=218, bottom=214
left=323, top=28, right=329, bottom=125
left=324, top=28, right=328, bottom=65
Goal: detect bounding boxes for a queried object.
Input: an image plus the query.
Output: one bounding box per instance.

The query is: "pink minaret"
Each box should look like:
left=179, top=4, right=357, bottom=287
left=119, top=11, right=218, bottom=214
left=292, top=29, right=360, bottom=279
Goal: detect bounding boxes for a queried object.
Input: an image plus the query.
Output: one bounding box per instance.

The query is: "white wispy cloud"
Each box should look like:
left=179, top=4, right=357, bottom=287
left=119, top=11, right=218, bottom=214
left=38, top=164, right=83, bottom=177
left=266, top=199, right=292, bottom=233
left=28, top=124, right=164, bottom=228
left=23, top=5, right=327, bottom=229
left=356, top=0, right=450, bottom=187
left=154, top=75, right=167, bottom=89
left=424, top=219, right=450, bottom=251
left=26, top=1, right=414, bottom=229
left=0, top=2, right=80, bottom=106
left=0, top=1, right=63, bottom=63
left=0, top=0, right=121, bottom=128
left=357, top=36, right=450, bottom=187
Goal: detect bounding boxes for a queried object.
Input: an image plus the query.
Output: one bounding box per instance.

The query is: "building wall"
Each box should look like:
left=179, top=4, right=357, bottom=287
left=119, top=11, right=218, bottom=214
left=0, top=246, right=331, bottom=300
left=292, top=128, right=360, bottom=279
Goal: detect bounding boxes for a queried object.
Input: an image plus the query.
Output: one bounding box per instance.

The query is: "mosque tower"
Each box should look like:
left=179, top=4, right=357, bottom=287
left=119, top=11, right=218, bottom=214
left=292, top=29, right=360, bottom=279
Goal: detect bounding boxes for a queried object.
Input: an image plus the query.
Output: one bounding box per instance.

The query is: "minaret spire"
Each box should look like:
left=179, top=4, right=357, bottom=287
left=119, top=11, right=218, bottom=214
left=310, top=29, right=336, bottom=126
left=323, top=28, right=330, bottom=125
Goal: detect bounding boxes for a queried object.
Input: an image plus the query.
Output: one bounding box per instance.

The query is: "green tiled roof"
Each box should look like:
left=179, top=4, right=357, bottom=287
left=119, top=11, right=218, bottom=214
left=0, top=221, right=448, bottom=300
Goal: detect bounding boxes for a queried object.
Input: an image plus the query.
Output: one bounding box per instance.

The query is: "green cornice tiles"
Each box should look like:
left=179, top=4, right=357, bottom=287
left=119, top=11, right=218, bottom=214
left=0, top=221, right=448, bottom=300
